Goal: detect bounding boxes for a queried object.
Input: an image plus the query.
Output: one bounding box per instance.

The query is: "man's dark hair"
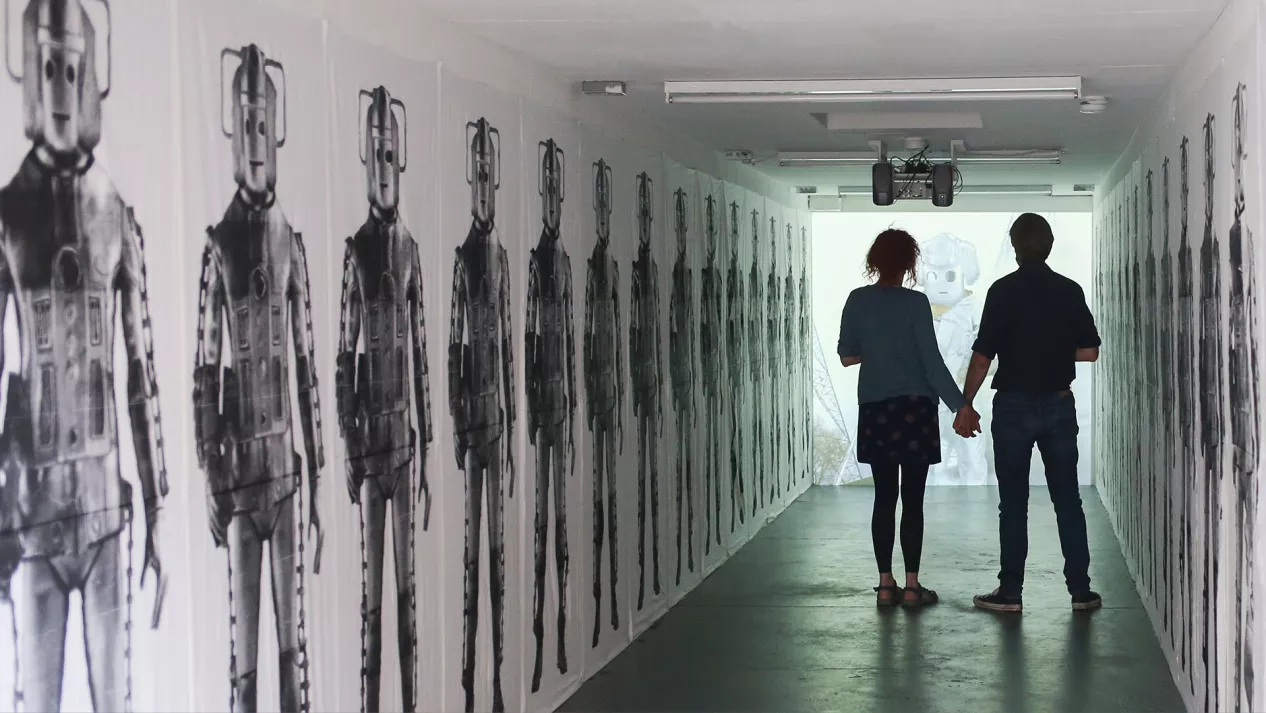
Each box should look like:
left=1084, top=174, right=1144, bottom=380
left=1010, top=213, right=1054, bottom=263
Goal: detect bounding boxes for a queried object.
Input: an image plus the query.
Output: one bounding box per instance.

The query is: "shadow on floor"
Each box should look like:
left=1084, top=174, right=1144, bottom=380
left=559, top=486, right=1185, bottom=713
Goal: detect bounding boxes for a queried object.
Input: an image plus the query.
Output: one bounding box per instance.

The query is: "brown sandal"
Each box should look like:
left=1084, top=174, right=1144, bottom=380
left=875, top=585, right=902, bottom=607
left=902, top=586, right=939, bottom=608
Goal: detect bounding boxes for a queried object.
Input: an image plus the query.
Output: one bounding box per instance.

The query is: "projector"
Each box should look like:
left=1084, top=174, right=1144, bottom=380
left=872, top=157, right=956, bottom=207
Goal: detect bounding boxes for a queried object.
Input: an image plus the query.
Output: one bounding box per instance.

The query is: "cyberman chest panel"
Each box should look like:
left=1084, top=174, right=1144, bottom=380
left=700, top=265, right=721, bottom=360
left=765, top=279, right=780, bottom=358
left=534, top=241, right=569, bottom=385
left=588, top=248, right=618, bottom=410
left=0, top=162, right=127, bottom=468
left=458, top=236, right=505, bottom=402
left=631, top=251, right=657, bottom=364
left=747, top=269, right=763, bottom=363
left=670, top=262, right=692, bottom=388
left=212, top=202, right=297, bottom=442
left=352, top=222, right=413, bottom=417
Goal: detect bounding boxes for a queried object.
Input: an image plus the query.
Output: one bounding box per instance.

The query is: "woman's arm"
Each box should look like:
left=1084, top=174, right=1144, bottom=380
left=912, top=295, right=967, bottom=412
left=836, top=293, right=861, bottom=365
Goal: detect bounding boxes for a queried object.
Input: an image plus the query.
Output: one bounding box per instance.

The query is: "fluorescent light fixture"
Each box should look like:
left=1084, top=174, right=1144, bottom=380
left=777, top=150, right=1062, bottom=168
left=665, top=77, right=1082, bottom=105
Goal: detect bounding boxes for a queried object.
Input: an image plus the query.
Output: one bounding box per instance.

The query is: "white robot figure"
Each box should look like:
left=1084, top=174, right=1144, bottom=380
left=916, top=233, right=987, bottom=485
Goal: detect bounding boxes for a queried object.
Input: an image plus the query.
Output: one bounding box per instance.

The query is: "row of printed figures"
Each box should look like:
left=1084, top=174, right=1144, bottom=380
left=0, top=10, right=813, bottom=713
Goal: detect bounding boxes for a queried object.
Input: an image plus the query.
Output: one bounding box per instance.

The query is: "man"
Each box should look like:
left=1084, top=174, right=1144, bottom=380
left=956, top=213, right=1102, bottom=613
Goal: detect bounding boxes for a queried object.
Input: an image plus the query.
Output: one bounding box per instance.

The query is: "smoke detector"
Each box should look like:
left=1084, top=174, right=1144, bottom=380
left=904, top=137, right=929, bottom=151
left=1080, top=96, right=1108, bottom=115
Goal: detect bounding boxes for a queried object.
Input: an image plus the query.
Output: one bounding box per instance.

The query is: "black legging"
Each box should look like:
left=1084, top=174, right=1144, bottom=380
left=871, top=463, right=930, bottom=574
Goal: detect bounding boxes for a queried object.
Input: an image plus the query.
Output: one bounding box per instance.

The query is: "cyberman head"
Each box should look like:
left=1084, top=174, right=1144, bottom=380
left=750, top=209, right=760, bottom=265
left=673, top=188, right=688, bottom=258
left=705, top=196, right=718, bottom=260
left=786, top=223, right=794, bottom=269
left=769, top=216, right=777, bottom=270
left=636, top=172, right=653, bottom=247
left=800, top=226, right=808, bottom=264
left=916, top=233, right=980, bottom=307
left=11, top=0, right=108, bottom=161
left=539, top=139, right=564, bottom=236
left=1234, top=84, right=1247, bottom=210
left=360, top=86, right=406, bottom=216
left=729, top=202, right=740, bottom=259
left=593, top=159, right=612, bottom=245
left=467, top=118, right=500, bottom=229
left=222, top=44, right=285, bottom=198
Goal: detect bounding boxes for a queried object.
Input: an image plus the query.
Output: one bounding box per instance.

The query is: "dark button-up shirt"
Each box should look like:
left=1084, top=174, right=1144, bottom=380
left=972, top=261, right=1101, bottom=393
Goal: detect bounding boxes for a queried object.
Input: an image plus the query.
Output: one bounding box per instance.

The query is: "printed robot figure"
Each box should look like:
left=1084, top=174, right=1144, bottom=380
left=1176, top=138, right=1197, bottom=680
left=629, top=171, right=664, bottom=610
left=448, top=117, right=516, bottom=713
left=1161, top=157, right=1179, bottom=650
left=0, top=2, right=167, bottom=710
left=799, top=227, right=811, bottom=482
left=526, top=139, right=575, bottom=692
left=1145, top=171, right=1163, bottom=617
left=746, top=209, right=765, bottom=515
left=584, top=159, right=623, bottom=645
left=336, top=87, right=431, bottom=713
left=1230, top=83, right=1258, bottom=711
left=724, top=202, right=746, bottom=531
left=917, top=233, right=985, bottom=485
left=782, top=224, right=796, bottom=493
left=699, top=196, right=724, bottom=550
left=668, top=188, right=695, bottom=583
left=193, top=44, right=323, bottom=713
left=1198, top=116, right=1223, bottom=713
left=765, top=217, right=781, bottom=501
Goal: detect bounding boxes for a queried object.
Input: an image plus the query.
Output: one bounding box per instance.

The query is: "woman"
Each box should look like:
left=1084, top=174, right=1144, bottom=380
left=837, top=229, right=979, bottom=608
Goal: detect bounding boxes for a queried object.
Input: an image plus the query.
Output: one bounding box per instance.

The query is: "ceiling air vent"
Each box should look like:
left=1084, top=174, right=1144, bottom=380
left=1073, top=184, right=1095, bottom=193
left=796, top=186, right=818, bottom=194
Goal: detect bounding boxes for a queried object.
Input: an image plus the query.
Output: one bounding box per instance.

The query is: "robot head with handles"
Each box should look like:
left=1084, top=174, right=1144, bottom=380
left=13, top=0, right=108, bottom=160
left=769, top=216, right=778, bottom=270
left=593, top=158, right=612, bottom=244
left=224, top=44, right=285, bottom=198
left=1234, top=84, right=1246, bottom=209
left=673, top=188, right=688, bottom=257
left=750, top=209, right=761, bottom=264
left=635, top=172, right=653, bottom=247
left=728, top=201, right=741, bottom=259
left=917, top=232, right=980, bottom=307
left=705, top=195, right=718, bottom=259
left=467, top=117, right=500, bottom=228
left=786, top=223, right=794, bottom=267
left=539, top=139, right=564, bottom=236
left=360, top=86, right=406, bottom=215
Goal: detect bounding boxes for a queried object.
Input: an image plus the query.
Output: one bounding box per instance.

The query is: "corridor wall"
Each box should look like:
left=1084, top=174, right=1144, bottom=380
left=1094, top=0, right=1266, bottom=710
left=0, top=0, right=811, bottom=712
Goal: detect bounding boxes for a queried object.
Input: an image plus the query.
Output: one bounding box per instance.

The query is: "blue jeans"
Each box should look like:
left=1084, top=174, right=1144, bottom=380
left=991, top=391, right=1091, bottom=596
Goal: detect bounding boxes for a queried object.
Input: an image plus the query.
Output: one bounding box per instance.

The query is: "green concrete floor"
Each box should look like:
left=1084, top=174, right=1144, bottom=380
left=560, top=486, right=1187, bottom=713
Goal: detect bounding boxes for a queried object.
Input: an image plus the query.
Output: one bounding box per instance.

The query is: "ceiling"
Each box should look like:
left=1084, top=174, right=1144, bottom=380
left=419, top=0, right=1229, bottom=189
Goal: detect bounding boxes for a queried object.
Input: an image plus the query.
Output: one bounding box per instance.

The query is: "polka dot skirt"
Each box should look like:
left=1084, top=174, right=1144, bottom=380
left=856, top=394, right=942, bottom=466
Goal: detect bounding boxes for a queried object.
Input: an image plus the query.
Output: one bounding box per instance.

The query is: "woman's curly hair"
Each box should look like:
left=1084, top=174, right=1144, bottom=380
left=865, top=228, right=920, bottom=285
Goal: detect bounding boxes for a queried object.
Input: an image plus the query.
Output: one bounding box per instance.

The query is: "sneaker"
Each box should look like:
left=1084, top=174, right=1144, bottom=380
left=1072, top=591, right=1103, bottom=611
left=974, top=588, right=1023, bottom=613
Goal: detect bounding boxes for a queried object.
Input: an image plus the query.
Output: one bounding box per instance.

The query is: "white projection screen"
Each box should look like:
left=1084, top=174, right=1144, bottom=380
left=811, top=211, right=1095, bottom=487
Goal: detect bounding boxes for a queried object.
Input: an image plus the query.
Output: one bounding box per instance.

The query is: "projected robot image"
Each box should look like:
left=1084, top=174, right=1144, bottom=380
left=765, top=217, right=781, bottom=501
left=525, top=138, right=575, bottom=692
left=668, top=187, right=695, bottom=583
left=335, top=86, right=431, bottom=713
left=724, top=201, right=747, bottom=531
left=448, top=117, right=516, bottom=713
left=194, top=43, right=324, bottom=713
left=630, top=171, right=664, bottom=610
left=746, top=208, right=765, bottom=515
left=583, top=158, right=623, bottom=646
left=699, top=196, right=724, bottom=550
left=0, top=2, right=168, bottom=710
left=799, top=227, right=811, bottom=482
left=783, top=223, right=796, bottom=493
left=916, top=233, right=987, bottom=485
left=1176, top=137, right=1197, bottom=684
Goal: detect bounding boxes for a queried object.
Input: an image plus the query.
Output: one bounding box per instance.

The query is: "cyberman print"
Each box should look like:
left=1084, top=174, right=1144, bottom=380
left=194, top=44, right=324, bottom=713
left=699, top=196, right=724, bottom=550
left=1198, top=114, right=1223, bottom=713
left=798, top=227, right=811, bottom=483
left=1161, top=156, right=1179, bottom=650
left=1177, top=137, right=1198, bottom=685
left=765, top=217, right=781, bottom=502
left=746, top=208, right=764, bottom=516
left=583, top=158, right=623, bottom=646
left=525, top=139, right=576, bottom=692
left=668, top=188, right=695, bottom=584
left=0, top=2, right=168, bottom=710
left=1229, top=83, right=1258, bottom=711
left=724, top=201, right=746, bottom=531
left=629, top=171, right=664, bottom=610
left=335, top=87, right=431, bottom=713
left=448, top=117, right=516, bottom=713
left=1145, top=169, right=1161, bottom=603
left=782, top=223, right=796, bottom=494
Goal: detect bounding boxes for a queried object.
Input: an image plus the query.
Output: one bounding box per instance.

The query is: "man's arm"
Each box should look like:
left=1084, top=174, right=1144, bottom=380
left=1076, top=347, right=1100, bottom=363
left=1072, top=284, right=1103, bottom=363
left=840, top=356, right=862, bottom=368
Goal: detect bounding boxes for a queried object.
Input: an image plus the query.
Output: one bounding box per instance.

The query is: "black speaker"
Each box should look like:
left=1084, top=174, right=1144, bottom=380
left=931, top=163, right=954, bottom=207
left=872, top=162, right=894, bottom=206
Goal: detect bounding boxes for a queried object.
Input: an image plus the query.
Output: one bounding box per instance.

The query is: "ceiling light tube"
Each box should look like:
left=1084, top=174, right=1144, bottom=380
left=666, top=77, right=1082, bottom=104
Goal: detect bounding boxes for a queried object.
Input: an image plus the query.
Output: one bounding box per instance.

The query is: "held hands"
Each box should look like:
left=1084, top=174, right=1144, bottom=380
left=953, top=405, right=982, bottom=439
